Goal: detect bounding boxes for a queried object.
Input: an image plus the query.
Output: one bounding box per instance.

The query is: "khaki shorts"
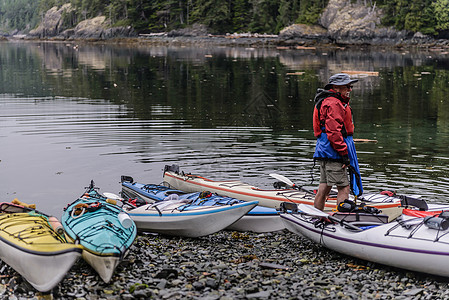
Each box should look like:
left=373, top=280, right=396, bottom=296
left=319, top=160, right=349, bottom=187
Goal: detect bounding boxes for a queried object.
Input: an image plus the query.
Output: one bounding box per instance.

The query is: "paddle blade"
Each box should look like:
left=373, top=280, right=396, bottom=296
left=297, top=204, right=329, bottom=218
left=269, top=173, right=294, bottom=187
left=103, top=192, right=122, bottom=200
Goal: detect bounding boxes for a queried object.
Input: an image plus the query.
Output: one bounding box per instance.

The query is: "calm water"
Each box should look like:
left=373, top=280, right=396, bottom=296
left=1, top=41, right=449, bottom=217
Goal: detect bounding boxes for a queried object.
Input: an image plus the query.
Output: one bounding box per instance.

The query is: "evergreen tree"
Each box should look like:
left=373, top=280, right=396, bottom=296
left=127, top=0, right=152, bottom=32
left=296, top=0, right=326, bottom=25
left=248, top=0, right=279, bottom=33
left=433, top=0, right=449, bottom=31
left=276, top=0, right=291, bottom=32
left=190, top=0, right=232, bottom=33
left=231, top=0, right=250, bottom=33
left=380, top=0, right=436, bottom=34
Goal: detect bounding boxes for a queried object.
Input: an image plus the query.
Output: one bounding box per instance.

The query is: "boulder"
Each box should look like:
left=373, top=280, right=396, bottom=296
left=279, top=24, right=330, bottom=44
left=321, top=0, right=381, bottom=40
left=71, top=16, right=108, bottom=38
left=277, top=0, right=408, bottom=46
left=318, top=0, right=410, bottom=45
left=29, top=4, right=73, bottom=37
left=58, top=17, right=136, bottom=39
left=30, top=6, right=136, bottom=39
left=279, top=24, right=327, bottom=38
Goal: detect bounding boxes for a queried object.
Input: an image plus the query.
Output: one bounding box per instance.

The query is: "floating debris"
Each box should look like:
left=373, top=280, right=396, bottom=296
left=342, top=70, right=379, bottom=76
left=295, top=46, right=316, bottom=50
left=353, top=138, right=378, bottom=143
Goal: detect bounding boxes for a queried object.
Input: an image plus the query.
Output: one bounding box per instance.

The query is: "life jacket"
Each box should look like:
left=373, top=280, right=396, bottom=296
left=313, top=89, right=354, bottom=138
left=313, top=89, right=352, bottom=160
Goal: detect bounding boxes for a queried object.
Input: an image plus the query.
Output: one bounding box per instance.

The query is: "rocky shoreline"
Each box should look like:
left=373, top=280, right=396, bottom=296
left=11, top=28, right=449, bottom=51
left=18, top=0, right=449, bottom=50
left=1, top=230, right=448, bottom=299
left=9, top=34, right=449, bottom=54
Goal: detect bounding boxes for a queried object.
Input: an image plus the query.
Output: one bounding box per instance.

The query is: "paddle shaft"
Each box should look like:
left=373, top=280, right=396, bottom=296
left=297, top=204, right=362, bottom=231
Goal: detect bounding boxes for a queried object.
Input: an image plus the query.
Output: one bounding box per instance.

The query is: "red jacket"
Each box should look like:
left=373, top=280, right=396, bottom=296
left=313, top=90, right=354, bottom=156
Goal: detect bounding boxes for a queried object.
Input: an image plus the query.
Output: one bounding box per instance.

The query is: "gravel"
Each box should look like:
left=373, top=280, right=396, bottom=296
left=1, top=230, right=448, bottom=299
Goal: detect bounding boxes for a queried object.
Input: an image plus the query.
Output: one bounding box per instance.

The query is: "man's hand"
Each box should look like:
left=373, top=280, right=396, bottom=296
left=342, top=155, right=350, bottom=168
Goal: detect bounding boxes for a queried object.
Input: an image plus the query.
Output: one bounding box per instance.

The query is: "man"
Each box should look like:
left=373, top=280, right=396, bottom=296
left=312, top=73, right=363, bottom=211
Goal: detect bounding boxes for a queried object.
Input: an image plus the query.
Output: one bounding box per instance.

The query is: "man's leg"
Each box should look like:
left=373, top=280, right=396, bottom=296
left=314, top=183, right=332, bottom=210
left=336, top=185, right=350, bottom=205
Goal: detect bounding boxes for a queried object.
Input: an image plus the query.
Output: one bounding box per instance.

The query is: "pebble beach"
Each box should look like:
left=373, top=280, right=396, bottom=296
left=1, top=229, right=448, bottom=299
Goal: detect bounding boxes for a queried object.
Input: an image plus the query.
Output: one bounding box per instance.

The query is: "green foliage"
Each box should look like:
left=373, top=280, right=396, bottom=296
left=231, top=0, right=250, bottom=32
left=419, top=5, right=437, bottom=35
left=0, top=0, right=40, bottom=31
left=126, top=0, right=152, bottom=31
left=129, top=283, right=148, bottom=294
left=247, top=0, right=279, bottom=33
left=0, top=0, right=448, bottom=36
left=143, top=0, right=189, bottom=32
left=433, top=0, right=449, bottom=30
left=295, top=4, right=323, bottom=25
left=295, top=0, right=326, bottom=25
left=380, top=0, right=439, bottom=35
left=190, top=0, right=232, bottom=33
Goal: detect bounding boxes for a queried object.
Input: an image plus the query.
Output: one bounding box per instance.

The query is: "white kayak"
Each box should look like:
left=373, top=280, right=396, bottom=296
left=123, top=197, right=258, bottom=238
left=120, top=176, right=285, bottom=233
left=281, top=203, right=449, bottom=277
left=162, top=165, right=413, bottom=219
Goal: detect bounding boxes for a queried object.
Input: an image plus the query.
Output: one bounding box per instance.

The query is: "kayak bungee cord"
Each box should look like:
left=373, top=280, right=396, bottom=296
left=1, top=219, right=65, bottom=244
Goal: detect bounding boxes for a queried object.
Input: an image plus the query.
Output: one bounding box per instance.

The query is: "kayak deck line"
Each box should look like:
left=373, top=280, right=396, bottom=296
left=164, top=172, right=402, bottom=210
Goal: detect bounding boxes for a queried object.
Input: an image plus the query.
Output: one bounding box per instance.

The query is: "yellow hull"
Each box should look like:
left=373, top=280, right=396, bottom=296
left=0, top=212, right=82, bottom=292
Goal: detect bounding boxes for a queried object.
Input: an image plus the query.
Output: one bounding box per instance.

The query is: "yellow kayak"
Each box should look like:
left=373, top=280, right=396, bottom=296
left=0, top=202, right=82, bottom=292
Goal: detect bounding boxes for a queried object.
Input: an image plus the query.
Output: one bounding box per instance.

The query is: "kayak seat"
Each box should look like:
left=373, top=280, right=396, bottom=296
left=279, top=202, right=298, bottom=213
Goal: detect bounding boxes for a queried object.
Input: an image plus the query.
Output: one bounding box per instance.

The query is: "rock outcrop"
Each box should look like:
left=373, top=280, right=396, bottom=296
left=279, top=24, right=330, bottom=44
left=279, top=0, right=412, bottom=46
left=57, top=16, right=135, bottom=39
left=29, top=4, right=73, bottom=37
left=29, top=5, right=136, bottom=39
left=320, top=0, right=409, bottom=45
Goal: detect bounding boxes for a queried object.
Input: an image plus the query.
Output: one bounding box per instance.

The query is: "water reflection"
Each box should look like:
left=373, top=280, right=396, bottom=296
left=1, top=41, right=449, bottom=216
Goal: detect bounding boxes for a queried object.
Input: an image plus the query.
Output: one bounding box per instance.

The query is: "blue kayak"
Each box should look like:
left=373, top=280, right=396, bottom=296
left=121, top=176, right=284, bottom=233
left=62, top=181, right=137, bottom=283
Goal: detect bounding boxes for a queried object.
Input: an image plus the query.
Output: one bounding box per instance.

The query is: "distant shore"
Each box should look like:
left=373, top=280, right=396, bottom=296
left=7, top=33, right=449, bottom=51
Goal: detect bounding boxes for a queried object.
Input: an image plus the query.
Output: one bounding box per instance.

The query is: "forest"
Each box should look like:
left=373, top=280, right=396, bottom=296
left=0, top=0, right=448, bottom=36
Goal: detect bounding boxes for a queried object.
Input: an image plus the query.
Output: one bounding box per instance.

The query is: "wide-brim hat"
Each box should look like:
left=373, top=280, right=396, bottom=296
left=324, top=73, right=358, bottom=90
